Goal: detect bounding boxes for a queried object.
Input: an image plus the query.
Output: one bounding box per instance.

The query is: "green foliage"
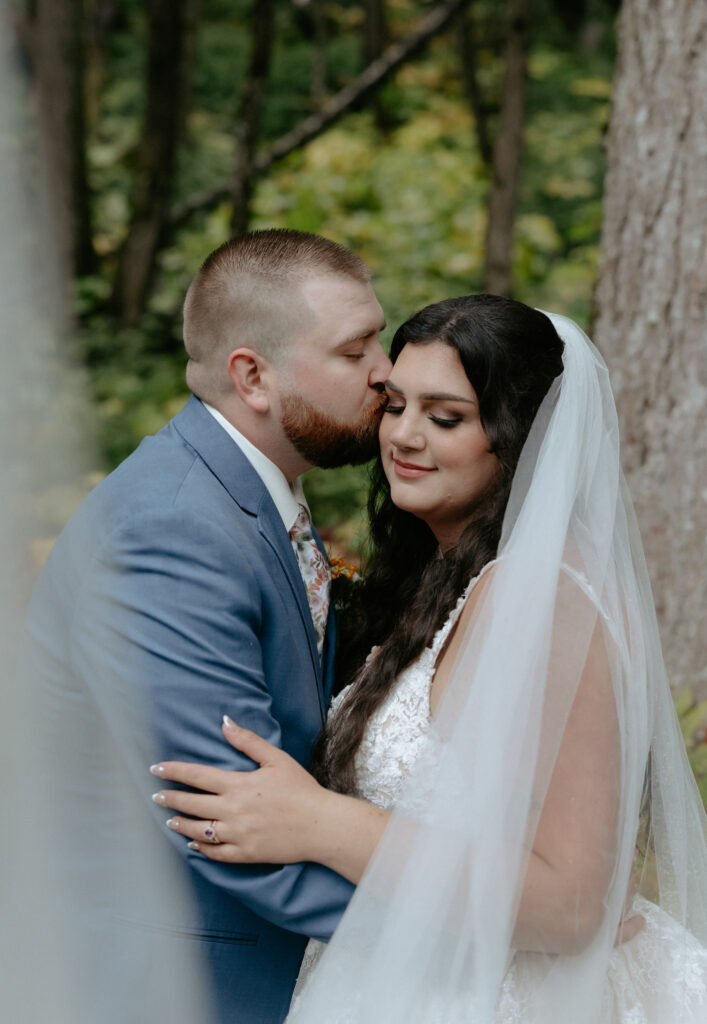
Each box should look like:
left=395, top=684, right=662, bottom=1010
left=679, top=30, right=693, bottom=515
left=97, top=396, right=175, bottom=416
left=77, top=1, right=616, bottom=524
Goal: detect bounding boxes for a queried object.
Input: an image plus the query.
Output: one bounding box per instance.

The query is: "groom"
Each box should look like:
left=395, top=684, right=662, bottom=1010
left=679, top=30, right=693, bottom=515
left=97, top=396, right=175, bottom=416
left=23, top=230, right=390, bottom=1023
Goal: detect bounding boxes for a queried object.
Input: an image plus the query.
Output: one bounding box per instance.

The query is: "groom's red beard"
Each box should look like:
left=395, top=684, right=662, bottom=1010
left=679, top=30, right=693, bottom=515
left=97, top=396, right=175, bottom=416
left=280, top=393, right=383, bottom=468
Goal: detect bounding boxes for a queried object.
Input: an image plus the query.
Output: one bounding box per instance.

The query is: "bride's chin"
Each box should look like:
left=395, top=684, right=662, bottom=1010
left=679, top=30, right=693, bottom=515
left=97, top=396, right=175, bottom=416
left=390, top=494, right=429, bottom=524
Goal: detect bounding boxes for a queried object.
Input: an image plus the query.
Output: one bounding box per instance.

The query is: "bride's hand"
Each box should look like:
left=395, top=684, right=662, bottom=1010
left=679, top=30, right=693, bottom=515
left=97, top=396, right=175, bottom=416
left=150, top=716, right=325, bottom=864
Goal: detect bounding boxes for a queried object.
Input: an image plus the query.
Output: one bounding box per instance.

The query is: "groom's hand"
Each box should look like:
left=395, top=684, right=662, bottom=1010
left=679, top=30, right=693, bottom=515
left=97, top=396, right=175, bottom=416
left=150, top=716, right=325, bottom=865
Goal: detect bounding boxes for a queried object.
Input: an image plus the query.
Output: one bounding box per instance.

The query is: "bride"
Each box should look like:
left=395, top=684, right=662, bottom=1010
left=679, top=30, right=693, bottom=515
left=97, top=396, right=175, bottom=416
left=152, top=295, right=707, bottom=1022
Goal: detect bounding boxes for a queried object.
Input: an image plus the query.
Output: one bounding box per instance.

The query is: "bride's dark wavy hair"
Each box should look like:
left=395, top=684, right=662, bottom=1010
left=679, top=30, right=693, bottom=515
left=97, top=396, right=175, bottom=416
left=312, top=294, right=564, bottom=794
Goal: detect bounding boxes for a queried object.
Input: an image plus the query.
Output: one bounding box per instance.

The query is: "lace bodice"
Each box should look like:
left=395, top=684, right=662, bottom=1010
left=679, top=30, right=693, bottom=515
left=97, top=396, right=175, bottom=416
left=328, top=562, right=493, bottom=813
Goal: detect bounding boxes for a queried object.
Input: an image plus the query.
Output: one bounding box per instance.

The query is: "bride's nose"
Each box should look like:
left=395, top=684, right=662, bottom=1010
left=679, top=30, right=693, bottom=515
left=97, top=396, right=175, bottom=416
left=388, top=412, right=425, bottom=451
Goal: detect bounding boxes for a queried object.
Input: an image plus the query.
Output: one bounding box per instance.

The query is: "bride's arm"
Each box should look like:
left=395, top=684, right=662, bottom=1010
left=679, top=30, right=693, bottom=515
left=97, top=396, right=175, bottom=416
left=151, top=716, right=390, bottom=885
left=429, top=568, right=625, bottom=954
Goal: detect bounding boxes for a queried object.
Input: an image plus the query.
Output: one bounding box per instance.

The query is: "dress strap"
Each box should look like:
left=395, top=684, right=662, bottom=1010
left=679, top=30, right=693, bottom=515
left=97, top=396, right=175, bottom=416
left=429, top=558, right=497, bottom=658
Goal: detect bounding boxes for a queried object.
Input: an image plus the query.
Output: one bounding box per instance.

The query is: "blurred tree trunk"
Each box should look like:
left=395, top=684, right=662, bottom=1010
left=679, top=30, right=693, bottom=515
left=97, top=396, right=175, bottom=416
left=25, top=0, right=95, bottom=280
left=85, top=0, right=121, bottom=130
left=111, top=0, right=199, bottom=327
left=482, top=0, right=530, bottom=296
left=458, top=4, right=492, bottom=167
left=594, top=0, right=707, bottom=698
left=231, top=0, right=275, bottom=236
left=362, top=0, right=391, bottom=132
left=551, top=0, right=588, bottom=33
left=310, top=0, right=328, bottom=107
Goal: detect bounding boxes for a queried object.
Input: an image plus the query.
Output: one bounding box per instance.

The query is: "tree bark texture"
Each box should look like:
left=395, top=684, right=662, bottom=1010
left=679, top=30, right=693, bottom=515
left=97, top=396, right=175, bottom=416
left=111, top=0, right=199, bottom=327
left=594, top=0, right=707, bottom=696
left=231, top=0, right=275, bottom=236
left=482, top=0, right=530, bottom=296
left=31, top=0, right=95, bottom=279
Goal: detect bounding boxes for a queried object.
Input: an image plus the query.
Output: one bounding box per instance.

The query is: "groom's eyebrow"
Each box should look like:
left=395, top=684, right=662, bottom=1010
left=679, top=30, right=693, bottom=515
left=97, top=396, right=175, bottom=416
left=336, top=321, right=387, bottom=347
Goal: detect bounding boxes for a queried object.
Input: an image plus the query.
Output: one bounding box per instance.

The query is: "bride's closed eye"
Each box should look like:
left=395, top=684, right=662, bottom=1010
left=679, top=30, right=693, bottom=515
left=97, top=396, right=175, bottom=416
left=382, top=402, right=462, bottom=429
left=429, top=415, right=462, bottom=428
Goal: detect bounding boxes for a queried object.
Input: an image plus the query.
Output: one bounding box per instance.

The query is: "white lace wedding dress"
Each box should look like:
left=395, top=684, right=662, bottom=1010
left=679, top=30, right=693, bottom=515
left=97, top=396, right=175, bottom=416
left=291, top=564, right=707, bottom=1022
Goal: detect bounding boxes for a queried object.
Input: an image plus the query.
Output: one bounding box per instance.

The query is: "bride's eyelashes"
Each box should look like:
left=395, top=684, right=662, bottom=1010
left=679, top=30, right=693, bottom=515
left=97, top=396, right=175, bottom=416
left=429, top=415, right=462, bottom=429
left=381, top=402, right=462, bottom=429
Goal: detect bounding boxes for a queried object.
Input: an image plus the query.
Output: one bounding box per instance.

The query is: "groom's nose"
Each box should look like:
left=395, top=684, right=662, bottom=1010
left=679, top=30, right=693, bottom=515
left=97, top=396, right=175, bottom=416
left=368, top=342, right=392, bottom=387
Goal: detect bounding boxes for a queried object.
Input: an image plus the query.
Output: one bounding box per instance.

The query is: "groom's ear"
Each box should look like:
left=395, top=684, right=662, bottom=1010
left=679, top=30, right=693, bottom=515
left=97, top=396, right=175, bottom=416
left=227, top=348, right=273, bottom=414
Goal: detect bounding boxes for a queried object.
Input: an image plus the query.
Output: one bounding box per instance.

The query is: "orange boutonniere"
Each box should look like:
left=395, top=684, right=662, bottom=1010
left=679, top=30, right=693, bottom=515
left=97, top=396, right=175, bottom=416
left=328, top=554, right=362, bottom=616
left=329, top=555, right=360, bottom=582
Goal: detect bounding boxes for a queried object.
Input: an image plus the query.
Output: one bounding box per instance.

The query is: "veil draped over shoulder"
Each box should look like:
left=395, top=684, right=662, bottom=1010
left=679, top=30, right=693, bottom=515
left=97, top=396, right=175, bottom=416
left=287, top=314, right=707, bottom=1022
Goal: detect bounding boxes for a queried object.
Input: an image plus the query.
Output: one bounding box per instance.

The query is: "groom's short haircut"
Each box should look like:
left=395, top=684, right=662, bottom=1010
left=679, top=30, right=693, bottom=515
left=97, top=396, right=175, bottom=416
left=183, top=229, right=371, bottom=399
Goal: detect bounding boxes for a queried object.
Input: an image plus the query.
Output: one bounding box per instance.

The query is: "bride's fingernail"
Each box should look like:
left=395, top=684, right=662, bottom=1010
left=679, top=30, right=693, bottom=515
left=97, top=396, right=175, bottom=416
left=149, top=764, right=165, bottom=775
left=223, top=714, right=236, bottom=729
left=187, top=841, right=200, bottom=851
left=166, top=818, right=180, bottom=830
left=151, top=792, right=166, bottom=805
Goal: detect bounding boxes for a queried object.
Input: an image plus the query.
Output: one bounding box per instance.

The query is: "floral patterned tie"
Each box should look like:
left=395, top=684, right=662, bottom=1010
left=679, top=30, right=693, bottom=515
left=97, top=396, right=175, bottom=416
left=289, top=504, right=331, bottom=658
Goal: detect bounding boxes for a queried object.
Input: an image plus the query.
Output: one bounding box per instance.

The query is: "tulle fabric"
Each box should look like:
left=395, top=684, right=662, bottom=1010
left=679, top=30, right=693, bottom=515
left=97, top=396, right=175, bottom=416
left=287, top=314, right=707, bottom=1022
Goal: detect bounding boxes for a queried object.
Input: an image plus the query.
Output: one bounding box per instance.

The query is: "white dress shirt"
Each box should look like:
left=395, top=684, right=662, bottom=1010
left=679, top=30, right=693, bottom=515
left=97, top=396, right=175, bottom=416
left=202, top=402, right=308, bottom=535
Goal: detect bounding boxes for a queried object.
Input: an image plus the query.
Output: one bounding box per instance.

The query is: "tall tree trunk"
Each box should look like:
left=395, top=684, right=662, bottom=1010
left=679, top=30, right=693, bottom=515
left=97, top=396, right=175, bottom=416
left=482, top=0, right=530, bottom=296
left=594, top=0, right=707, bottom=697
left=310, top=0, right=327, bottom=108
left=230, top=0, right=275, bottom=236
left=29, top=0, right=95, bottom=280
left=111, top=0, right=199, bottom=327
left=362, top=0, right=391, bottom=132
left=84, top=0, right=121, bottom=130
left=458, top=4, right=492, bottom=167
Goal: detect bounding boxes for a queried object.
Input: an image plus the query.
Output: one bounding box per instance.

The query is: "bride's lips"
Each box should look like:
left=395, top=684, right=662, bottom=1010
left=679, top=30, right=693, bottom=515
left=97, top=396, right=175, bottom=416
left=392, top=457, right=436, bottom=479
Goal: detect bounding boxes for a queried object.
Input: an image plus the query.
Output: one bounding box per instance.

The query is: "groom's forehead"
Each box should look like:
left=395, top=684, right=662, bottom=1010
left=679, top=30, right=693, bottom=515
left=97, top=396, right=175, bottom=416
left=298, top=276, right=383, bottom=332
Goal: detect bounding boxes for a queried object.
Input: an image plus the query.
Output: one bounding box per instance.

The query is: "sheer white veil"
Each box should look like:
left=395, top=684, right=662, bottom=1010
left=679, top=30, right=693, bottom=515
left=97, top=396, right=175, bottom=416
left=288, top=312, right=707, bottom=1022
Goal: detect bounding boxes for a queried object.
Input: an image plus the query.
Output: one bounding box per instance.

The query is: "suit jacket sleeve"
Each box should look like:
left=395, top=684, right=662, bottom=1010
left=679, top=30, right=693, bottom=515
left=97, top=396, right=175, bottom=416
left=70, top=506, right=354, bottom=941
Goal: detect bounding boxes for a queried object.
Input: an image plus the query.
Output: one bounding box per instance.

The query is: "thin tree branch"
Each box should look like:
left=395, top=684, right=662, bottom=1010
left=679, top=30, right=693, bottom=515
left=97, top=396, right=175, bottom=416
left=169, top=0, right=472, bottom=229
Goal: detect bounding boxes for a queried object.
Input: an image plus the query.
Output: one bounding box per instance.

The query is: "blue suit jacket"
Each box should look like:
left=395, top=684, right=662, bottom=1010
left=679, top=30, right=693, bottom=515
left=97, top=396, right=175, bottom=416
left=23, top=396, right=354, bottom=1024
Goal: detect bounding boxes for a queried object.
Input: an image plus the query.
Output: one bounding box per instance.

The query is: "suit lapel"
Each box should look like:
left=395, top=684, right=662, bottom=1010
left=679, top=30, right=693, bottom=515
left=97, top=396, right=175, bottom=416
left=171, top=397, right=326, bottom=720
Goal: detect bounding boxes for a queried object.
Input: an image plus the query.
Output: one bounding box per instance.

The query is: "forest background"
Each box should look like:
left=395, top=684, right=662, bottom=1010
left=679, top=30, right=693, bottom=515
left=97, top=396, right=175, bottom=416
left=10, top=0, right=707, bottom=800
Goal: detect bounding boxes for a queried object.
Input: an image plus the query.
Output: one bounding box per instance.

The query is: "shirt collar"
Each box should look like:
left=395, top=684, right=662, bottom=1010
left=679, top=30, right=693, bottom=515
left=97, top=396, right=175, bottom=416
left=202, top=402, right=307, bottom=534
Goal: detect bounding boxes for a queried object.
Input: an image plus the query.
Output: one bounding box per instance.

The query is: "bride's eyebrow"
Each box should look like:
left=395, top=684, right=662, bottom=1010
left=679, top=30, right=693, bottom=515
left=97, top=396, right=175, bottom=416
left=385, top=379, right=475, bottom=404
left=419, top=391, right=475, bottom=404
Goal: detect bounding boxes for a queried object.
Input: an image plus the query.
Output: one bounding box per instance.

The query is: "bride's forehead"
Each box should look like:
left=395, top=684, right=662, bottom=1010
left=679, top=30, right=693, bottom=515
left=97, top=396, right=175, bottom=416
left=390, top=341, right=470, bottom=391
